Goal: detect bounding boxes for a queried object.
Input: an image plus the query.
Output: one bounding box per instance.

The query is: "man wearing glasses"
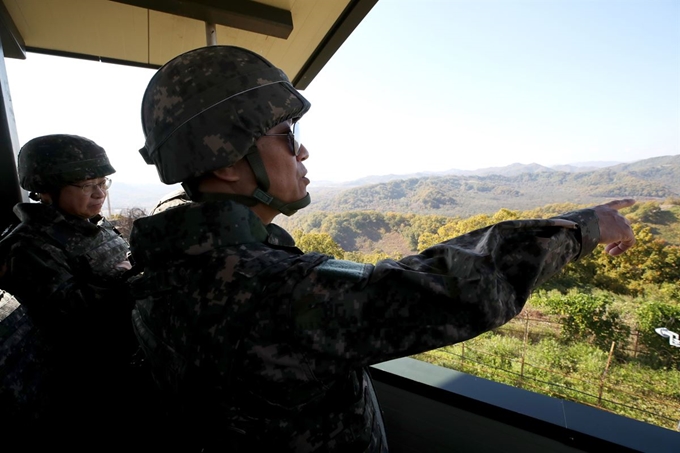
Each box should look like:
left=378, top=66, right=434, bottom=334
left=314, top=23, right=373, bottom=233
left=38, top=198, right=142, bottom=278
left=0, top=134, right=139, bottom=442
left=130, top=46, right=636, bottom=452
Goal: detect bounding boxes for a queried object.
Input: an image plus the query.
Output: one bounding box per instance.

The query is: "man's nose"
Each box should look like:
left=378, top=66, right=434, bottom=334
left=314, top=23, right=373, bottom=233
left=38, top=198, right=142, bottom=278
left=92, top=186, right=107, bottom=198
left=298, top=144, right=309, bottom=161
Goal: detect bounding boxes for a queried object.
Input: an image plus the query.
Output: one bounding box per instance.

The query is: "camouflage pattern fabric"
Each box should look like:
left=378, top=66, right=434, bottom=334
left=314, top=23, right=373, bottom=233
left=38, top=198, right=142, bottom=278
left=139, top=46, right=311, bottom=184
left=0, top=202, right=139, bottom=440
left=0, top=289, right=53, bottom=425
left=129, top=199, right=599, bottom=452
left=0, top=203, right=131, bottom=299
left=18, top=134, right=115, bottom=192
left=150, top=187, right=191, bottom=214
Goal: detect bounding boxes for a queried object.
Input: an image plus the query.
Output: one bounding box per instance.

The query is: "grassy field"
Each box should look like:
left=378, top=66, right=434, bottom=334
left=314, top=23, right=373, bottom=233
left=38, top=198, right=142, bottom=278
left=413, top=300, right=680, bottom=432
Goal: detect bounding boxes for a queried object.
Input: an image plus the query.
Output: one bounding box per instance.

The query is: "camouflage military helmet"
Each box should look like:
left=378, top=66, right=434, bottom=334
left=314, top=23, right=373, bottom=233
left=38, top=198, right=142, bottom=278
left=18, top=134, right=115, bottom=192
left=139, top=45, right=311, bottom=184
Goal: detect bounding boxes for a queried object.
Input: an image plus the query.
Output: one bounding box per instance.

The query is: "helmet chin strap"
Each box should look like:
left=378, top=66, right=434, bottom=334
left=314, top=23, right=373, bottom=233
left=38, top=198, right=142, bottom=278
left=245, top=150, right=310, bottom=216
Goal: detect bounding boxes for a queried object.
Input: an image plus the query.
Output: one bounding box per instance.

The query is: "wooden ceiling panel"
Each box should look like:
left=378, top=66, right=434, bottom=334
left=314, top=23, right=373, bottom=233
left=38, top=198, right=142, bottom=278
left=147, top=10, right=207, bottom=67
left=1, top=0, right=377, bottom=88
left=112, top=0, right=294, bottom=39
left=290, top=0, right=348, bottom=67
left=4, top=0, right=149, bottom=63
left=275, top=0, right=350, bottom=79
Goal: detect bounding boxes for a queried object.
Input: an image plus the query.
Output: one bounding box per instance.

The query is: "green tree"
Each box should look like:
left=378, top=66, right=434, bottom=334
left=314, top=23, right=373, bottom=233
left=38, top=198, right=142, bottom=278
left=293, top=231, right=345, bottom=258
left=344, top=251, right=392, bottom=264
left=491, top=208, right=521, bottom=222
left=592, top=224, right=680, bottom=294
left=417, top=231, right=441, bottom=251
left=533, top=290, right=629, bottom=354
left=546, top=222, right=680, bottom=295
left=636, top=301, right=680, bottom=369
left=416, top=208, right=519, bottom=251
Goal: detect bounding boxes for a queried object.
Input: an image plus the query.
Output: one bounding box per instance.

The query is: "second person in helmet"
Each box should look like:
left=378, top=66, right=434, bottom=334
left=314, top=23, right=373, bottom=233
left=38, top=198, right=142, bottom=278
left=129, top=45, right=636, bottom=452
left=0, top=134, right=140, bottom=443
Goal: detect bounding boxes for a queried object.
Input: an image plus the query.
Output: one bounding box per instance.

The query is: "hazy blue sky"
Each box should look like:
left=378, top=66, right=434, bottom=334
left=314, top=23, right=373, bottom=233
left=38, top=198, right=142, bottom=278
left=5, top=0, right=679, bottom=186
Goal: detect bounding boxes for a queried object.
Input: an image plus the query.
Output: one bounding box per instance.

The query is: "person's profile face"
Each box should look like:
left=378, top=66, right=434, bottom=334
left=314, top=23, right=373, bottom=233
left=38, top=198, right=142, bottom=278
left=57, top=177, right=109, bottom=219
left=256, top=120, right=310, bottom=204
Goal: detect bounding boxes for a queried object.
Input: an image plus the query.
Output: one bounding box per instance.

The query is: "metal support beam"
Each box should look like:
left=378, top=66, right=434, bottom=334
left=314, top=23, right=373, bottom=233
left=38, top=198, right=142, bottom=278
left=0, top=0, right=26, bottom=60
left=110, top=0, right=293, bottom=39
left=205, top=22, right=217, bottom=46
left=294, top=0, right=378, bottom=89
left=0, top=38, right=26, bottom=234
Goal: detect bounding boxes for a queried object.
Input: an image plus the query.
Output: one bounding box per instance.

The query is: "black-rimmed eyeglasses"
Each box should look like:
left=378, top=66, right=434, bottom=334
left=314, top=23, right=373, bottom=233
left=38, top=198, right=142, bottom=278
left=69, top=177, right=112, bottom=195
left=262, top=122, right=302, bottom=156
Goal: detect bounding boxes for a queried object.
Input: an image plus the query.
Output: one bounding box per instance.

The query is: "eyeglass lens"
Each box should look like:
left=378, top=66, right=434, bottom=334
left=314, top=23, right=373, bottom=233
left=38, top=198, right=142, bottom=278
left=84, top=178, right=111, bottom=194
left=291, top=122, right=301, bottom=156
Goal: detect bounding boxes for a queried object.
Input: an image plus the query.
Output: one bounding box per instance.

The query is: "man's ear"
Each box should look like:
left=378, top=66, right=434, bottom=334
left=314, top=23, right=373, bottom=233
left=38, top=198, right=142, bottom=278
left=212, top=166, right=240, bottom=182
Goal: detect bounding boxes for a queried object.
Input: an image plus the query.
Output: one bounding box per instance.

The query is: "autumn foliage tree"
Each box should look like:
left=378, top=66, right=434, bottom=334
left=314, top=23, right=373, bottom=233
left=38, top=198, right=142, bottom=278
left=292, top=230, right=345, bottom=259
left=110, top=207, right=148, bottom=240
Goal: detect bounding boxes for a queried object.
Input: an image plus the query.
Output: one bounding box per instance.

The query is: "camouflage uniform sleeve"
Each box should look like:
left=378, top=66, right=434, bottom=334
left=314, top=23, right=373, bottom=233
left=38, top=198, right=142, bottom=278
left=289, top=209, right=600, bottom=375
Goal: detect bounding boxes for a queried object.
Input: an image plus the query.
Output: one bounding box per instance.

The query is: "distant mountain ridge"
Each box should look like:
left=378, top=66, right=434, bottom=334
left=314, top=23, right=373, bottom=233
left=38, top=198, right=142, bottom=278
left=107, top=156, right=679, bottom=215
left=302, top=155, right=680, bottom=218
left=310, top=160, right=623, bottom=188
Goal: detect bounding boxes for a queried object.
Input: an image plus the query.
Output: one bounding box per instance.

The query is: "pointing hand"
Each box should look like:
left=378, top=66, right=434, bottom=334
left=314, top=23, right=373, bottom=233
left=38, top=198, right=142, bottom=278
left=591, top=199, right=636, bottom=256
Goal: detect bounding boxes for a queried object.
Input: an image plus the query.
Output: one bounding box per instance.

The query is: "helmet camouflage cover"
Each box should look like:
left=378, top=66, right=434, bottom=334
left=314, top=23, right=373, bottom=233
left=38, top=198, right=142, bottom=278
left=139, top=45, right=311, bottom=184
left=18, top=134, right=115, bottom=192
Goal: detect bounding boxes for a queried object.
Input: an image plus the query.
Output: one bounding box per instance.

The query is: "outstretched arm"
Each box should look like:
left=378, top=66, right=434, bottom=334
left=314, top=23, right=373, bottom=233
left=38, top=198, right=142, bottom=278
left=290, top=200, right=637, bottom=371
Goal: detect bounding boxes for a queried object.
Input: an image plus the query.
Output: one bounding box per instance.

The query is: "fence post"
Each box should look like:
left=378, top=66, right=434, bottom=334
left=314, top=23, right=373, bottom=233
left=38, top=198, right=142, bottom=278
left=597, top=341, right=616, bottom=407
left=633, top=330, right=640, bottom=358
left=521, top=311, right=529, bottom=379
left=461, top=342, right=465, bottom=369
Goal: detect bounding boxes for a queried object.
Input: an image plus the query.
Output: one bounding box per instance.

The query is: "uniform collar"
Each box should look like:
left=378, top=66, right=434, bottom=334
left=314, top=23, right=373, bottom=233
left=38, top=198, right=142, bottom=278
left=13, top=202, right=102, bottom=236
left=130, top=199, right=296, bottom=264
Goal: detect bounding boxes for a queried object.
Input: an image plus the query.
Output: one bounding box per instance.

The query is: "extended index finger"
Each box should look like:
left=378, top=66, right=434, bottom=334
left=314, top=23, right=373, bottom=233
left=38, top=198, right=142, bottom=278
left=603, top=198, right=636, bottom=211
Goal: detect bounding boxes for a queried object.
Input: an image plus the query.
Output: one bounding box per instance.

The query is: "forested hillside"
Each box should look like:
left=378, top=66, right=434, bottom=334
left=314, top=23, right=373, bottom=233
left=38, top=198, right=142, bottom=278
left=278, top=199, right=680, bottom=256
left=109, top=155, right=679, bottom=215
left=304, top=155, right=680, bottom=217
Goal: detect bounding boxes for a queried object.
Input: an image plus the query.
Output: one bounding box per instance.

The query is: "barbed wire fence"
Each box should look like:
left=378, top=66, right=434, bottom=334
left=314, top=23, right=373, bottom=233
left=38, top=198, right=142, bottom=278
left=415, top=310, right=680, bottom=432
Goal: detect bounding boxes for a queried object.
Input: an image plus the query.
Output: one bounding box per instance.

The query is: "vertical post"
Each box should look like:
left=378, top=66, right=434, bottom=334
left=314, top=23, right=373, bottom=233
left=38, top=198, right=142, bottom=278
left=460, top=342, right=465, bottom=369
left=0, top=37, right=26, bottom=234
left=205, top=22, right=217, bottom=46
left=597, top=341, right=616, bottom=407
left=633, top=330, right=639, bottom=358
left=520, top=311, right=529, bottom=379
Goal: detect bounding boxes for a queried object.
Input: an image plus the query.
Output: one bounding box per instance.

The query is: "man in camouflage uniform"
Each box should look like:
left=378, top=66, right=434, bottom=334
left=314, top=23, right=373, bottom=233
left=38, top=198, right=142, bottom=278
left=129, top=46, right=636, bottom=452
left=0, top=135, right=141, bottom=443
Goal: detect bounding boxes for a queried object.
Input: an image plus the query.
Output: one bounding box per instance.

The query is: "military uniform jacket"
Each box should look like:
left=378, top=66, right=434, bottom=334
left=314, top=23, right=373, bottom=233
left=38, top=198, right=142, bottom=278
left=129, top=199, right=600, bottom=452
left=0, top=202, right=135, bottom=436
left=0, top=203, right=130, bottom=315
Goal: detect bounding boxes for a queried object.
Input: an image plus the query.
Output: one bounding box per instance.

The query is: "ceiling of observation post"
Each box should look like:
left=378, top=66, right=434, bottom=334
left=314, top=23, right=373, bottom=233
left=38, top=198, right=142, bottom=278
left=0, top=0, right=379, bottom=89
